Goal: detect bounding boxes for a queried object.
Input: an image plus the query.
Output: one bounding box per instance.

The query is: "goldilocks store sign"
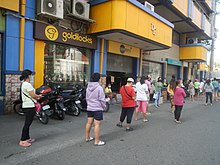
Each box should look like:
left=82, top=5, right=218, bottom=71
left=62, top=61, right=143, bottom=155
left=34, top=22, right=97, bottom=49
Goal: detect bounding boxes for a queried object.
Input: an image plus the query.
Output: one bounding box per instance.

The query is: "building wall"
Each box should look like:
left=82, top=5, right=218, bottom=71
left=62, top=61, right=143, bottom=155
left=4, top=0, right=36, bottom=113
left=142, top=44, right=180, bottom=62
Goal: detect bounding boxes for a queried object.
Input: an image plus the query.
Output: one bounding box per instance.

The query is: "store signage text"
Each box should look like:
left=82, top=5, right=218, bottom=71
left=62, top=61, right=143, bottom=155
left=151, top=23, right=156, bottom=35
left=120, top=45, right=132, bottom=54
left=35, top=22, right=97, bottom=49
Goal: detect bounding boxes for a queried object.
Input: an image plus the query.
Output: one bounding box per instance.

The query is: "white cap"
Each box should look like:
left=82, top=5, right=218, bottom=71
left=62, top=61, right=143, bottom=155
left=127, top=78, right=134, bottom=82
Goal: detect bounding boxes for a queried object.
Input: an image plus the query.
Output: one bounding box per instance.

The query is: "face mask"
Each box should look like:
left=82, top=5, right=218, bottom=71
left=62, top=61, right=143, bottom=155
left=30, top=77, right=33, bottom=82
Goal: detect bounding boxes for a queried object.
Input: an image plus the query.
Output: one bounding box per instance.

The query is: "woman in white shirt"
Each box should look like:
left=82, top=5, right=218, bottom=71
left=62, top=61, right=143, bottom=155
left=135, top=76, right=148, bottom=122
left=19, top=70, right=41, bottom=147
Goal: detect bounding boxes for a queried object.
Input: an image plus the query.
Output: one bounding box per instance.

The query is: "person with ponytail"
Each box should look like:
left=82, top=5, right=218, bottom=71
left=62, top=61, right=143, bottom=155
left=19, top=70, right=42, bottom=147
left=173, top=80, right=186, bottom=124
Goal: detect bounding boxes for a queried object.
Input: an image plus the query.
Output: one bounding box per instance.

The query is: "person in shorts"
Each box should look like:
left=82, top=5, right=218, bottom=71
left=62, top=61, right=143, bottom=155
left=85, top=73, right=106, bottom=146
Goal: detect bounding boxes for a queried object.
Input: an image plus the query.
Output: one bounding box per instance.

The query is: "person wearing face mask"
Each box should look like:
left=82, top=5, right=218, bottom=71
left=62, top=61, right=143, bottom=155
left=19, top=70, right=42, bottom=147
left=173, top=80, right=186, bottom=124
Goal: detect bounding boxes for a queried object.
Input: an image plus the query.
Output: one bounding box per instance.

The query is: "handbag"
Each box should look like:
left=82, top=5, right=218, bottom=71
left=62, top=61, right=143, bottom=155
left=153, top=93, right=157, bottom=99
left=22, top=92, right=41, bottom=113
left=123, top=86, right=138, bottom=107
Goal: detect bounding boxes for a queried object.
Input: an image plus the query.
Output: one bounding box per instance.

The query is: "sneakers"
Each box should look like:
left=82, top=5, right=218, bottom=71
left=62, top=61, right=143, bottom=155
left=175, top=120, right=181, bottom=124
left=126, top=127, right=134, bottom=131
left=205, top=103, right=207, bottom=106
left=116, top=123, right=122, bottom=128
left=143, top=119, right=148, bottom=122
left=94, top=140, right=105, bottom=146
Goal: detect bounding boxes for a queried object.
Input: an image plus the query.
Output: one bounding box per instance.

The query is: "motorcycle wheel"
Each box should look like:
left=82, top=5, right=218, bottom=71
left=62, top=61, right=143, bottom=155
left=38, top=111, right=49, bottom=124
left=66, top=105, right=80, bottom=116
left=57, top=111, right=65, bottom=120
left=104, top=103, right=110, bottom=112
left=13, top=103, right=25, bottom=116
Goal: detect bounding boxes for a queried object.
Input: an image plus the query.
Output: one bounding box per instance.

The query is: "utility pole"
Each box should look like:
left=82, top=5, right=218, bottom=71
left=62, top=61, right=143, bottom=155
left=210, top=0, right=218, bottom=78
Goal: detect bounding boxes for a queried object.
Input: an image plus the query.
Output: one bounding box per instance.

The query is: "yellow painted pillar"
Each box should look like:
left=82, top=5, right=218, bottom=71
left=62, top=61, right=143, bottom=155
left=19, top=0, right=26, bottom=71
left=100, top=38, right=104, bottom=74
left=34, top=40, right=45, bottom=88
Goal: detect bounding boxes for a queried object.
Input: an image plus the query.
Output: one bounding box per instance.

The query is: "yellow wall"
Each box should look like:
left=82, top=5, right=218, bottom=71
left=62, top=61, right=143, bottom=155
left=0, top=0, right=19, bottom=12
left=89, top=0, right=172, bottom=47
left=192, top=3, right=202, bottom=28
left=180, top=46, right=207, bottom=61
left=173, top=0, right=188, bottom=17
left=108, top=41, right=140, bottom=58
left=34, top=40, right=45, bottom=89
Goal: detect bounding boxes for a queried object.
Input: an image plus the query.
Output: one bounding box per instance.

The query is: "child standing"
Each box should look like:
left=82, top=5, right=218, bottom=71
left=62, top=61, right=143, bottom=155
left=173, top=80, right=186, bottom=124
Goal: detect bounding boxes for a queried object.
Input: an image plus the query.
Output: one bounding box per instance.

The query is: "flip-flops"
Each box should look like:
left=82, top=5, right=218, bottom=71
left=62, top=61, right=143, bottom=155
left=94, top=140, right=105, bottom=146
left=19, top=141, right=31, bottom=147
left=27, top=138, right=35, bottom=143
left=86, top=137, right=94, bottom=142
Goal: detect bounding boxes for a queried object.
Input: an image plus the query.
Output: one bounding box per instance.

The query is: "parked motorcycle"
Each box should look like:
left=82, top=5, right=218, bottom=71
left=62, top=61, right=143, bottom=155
left=36, top=85, right=66, bottom=120
left=71, top=84, right=110, bottom=112
left=61, top=88, right=81, bottom=116
left=13, top=96, right=50, bottom=125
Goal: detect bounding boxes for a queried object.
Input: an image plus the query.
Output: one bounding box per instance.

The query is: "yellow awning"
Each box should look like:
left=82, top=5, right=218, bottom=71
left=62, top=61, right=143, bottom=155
left=88, top=0, right=174, bottom=51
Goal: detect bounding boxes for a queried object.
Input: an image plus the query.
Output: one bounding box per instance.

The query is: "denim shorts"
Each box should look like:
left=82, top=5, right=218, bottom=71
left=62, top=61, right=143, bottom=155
left=87, top=111, right=103, bottom=121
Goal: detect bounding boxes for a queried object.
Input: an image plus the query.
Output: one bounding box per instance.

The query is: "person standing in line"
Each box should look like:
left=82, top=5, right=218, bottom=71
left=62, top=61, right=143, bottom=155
left=212, top=78, right=219, bottom=101
left=145, top=75, right=152, bottom=115
left=19, top=70, right=42, bottom=147
left=199, top=79, right=205, bottom=101
left=85, top=73, right=106, bottom=146
left=204, top=79, right=214, bottom=106
left=167, top=76, right=176, bottom=113
left=155, top=77, right=163, bottom=108
left=117, top=78, right=136, bottom=131
left=135, top=76, right=148, bottom=122
left=194, top=79, right=200, bottom=101
left=173, top=80, right=186, bottom=124
left=188, top=80, right=195, bottom=102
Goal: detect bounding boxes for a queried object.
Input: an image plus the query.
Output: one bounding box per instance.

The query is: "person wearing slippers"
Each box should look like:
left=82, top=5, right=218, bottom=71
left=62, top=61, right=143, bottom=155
left=19, top=70, right=42, bottom=147
left=173, top=80, right=186, bottom=124
left=117, top=78, right=136, bottom=131
left=85, top=73, right=106, bottom=146
left=135, top=76, right=148, bottom=122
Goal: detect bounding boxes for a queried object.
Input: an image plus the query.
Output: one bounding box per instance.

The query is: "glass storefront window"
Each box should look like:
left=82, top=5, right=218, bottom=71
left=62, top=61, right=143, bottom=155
left=142, top=61, right=162, bottom=82
left=44, top=43, right=91, bottom=88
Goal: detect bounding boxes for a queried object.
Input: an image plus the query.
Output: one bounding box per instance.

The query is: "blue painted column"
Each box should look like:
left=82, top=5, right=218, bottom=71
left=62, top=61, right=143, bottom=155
left=102, top=39, right=107, bottom=76
left=23, top=0, right=35, bottom=71
left=92, top=38, right=100, bottom=73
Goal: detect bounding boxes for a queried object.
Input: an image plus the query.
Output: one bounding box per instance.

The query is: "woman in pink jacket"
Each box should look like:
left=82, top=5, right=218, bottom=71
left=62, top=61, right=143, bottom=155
left=173, top=80, right=186, bottom=124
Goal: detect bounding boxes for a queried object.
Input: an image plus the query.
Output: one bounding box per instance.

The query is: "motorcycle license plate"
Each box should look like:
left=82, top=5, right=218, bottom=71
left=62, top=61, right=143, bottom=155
left=106, top=98, right=110, bottom=102
left=75, top=100, right=81, bottom=104
left=42, top=105, right=50, bottom=110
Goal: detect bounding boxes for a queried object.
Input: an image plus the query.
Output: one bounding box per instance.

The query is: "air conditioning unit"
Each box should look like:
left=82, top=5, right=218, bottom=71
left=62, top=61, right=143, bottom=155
left=37, top=0, right=63, bottom=19
left=71, top=0, right=90, bottom=19
left=187, top=38, right=198, bottom=44
left=144, top=1, right=154, bottom=12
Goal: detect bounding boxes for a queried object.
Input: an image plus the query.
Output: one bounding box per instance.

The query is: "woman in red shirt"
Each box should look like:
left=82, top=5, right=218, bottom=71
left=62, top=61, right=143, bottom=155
left=174, top=80, right=186, bottom=124
left=116, top=78, right=136, bottom=131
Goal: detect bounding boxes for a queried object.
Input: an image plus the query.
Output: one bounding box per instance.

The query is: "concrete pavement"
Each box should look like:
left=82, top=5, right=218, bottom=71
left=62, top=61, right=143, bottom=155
left=0, top=99, right=220, bottom=165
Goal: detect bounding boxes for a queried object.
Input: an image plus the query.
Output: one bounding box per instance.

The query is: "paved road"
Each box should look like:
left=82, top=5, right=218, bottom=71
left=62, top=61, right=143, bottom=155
left=0, top=99, right=220, bottom=165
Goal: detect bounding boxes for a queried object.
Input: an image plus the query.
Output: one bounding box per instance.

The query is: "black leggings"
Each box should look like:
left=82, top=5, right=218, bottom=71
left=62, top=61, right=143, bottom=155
left=174, top=105, right=183, bottom=121
left=21, top=108, right=35, bottom=141
left=120, top=107, right=135, bottom=124
left=206, top=92, right=212, bottom=104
